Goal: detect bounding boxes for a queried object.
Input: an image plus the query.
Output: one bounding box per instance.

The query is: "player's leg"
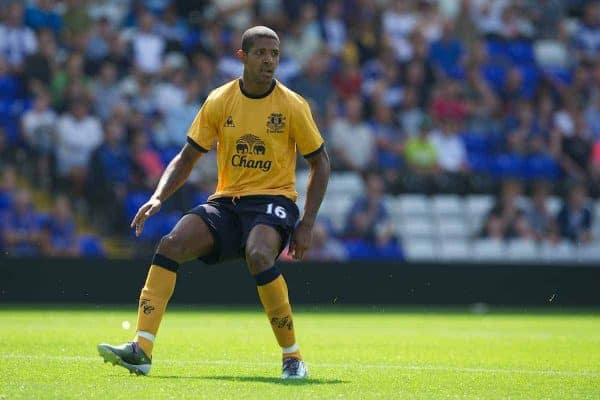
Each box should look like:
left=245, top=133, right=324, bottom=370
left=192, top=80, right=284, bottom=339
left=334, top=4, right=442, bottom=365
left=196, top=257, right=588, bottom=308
left=132, top=213, right=215, bottom=357
left=98, top=213, right=215, bottom=375
left=245, top=224, right=307, bottom=379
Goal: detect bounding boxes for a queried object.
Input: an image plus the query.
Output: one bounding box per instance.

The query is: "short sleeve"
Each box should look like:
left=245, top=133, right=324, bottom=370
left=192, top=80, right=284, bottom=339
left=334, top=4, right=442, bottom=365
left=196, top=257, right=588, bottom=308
left=186, top=94, right=220, bottom=152
left=291, top=98, right=324, bottom=158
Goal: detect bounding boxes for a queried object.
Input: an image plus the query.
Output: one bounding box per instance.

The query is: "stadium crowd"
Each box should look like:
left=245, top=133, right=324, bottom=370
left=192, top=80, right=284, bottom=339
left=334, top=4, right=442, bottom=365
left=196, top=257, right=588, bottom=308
left=1, top=0, right=599, bottom=259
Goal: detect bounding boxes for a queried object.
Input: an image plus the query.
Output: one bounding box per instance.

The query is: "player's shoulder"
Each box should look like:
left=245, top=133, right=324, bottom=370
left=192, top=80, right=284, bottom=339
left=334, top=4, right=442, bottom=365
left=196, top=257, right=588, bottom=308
left=275, top=80, right=310, bottom=109
left=205, top=79, right=239, bottom=103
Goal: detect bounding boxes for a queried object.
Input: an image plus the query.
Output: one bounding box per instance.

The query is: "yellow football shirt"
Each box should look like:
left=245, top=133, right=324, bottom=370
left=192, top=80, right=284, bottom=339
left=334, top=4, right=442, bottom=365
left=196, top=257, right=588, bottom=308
left=186, top=79, right=324, bottom=201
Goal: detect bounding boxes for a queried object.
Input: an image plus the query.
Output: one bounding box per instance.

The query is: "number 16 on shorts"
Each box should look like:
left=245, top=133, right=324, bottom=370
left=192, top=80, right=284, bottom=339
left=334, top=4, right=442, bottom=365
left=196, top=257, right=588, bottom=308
left=266, top=203, right=287, bottom=219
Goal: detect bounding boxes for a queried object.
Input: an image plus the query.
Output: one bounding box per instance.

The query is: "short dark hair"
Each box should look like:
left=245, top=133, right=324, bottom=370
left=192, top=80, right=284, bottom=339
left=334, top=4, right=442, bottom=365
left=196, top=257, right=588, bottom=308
left=241, top=26, right=279, bottom=53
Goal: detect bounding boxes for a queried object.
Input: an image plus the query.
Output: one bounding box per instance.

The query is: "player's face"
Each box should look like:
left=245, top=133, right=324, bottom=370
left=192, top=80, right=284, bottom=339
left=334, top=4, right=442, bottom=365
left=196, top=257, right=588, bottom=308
left=244, top=37, right=280, bottom=84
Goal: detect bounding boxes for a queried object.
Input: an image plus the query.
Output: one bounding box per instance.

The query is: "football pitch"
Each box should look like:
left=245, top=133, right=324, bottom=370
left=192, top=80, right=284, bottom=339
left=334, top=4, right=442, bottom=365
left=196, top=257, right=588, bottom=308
left=1, top=306, right=599, bottom=399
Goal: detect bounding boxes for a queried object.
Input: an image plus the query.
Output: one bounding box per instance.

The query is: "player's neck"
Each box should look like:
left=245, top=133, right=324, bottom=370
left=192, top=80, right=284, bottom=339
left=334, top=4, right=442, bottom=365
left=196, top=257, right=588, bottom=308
left=239, top=75, right=275, bottom=98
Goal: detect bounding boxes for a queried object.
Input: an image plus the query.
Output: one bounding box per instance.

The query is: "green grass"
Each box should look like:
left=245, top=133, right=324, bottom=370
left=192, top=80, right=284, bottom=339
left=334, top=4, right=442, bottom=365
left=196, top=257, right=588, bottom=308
left=1, top=306, right=599, bottom=399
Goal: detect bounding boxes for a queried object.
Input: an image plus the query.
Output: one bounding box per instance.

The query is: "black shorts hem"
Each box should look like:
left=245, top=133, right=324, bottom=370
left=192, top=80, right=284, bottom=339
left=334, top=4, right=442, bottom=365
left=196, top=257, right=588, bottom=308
left=183, top=209, right=222, bottom=264
left=243, top=221, right=292, bottom=260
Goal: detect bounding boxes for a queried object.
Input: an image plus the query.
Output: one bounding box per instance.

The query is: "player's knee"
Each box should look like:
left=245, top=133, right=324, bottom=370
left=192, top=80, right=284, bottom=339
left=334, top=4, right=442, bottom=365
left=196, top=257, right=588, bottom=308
left=156, top=234, right=186, bottom=263
left=246, top=247, right=274, bottom=272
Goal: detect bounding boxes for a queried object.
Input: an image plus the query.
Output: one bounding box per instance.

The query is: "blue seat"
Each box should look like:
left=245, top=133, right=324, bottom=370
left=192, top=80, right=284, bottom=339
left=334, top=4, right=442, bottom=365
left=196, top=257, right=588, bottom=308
left=79, top=235, right=105, bottom=257
left=159, top=147, right=180, bottom=165
left=132, top=212, right=181, bottom=242
left=524, top=154, right=560, bottom=181
left=518, top=64, right=540, bottom=99
left=124, top=191, right=152, bottom=220
left=344, top=239, right=404, bottom=260
left=468, top=153, right=490, bottom=173
left=192, top=191, right=210, bottom=206
left=481, top=64, right=507, bottom=93
left=490, top=154, right=526, bottom=178
left=462, top=132, right=490, bottom=154
left=0, top=192, right=13, bottom=211
left=507, top=40, right=535, bottom=65
left=486, top=40, right=508, bottom=62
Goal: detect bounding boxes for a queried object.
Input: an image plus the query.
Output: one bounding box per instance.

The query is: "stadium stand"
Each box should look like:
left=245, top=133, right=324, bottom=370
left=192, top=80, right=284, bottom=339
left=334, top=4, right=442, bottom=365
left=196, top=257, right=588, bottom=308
left=1, top=0, right=600, bottom=261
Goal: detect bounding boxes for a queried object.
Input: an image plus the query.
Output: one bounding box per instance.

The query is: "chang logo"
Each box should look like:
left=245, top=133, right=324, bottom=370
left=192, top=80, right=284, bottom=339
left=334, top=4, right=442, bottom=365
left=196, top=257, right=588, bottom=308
left=232, top=134, right=272, bottom=172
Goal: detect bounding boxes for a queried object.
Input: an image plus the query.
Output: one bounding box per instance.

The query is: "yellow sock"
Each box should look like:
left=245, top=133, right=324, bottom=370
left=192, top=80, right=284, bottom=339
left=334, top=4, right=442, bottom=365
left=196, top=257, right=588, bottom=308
left=257, top=273, right=302, bottom=360
left=133, top=264, right=176, bottom=357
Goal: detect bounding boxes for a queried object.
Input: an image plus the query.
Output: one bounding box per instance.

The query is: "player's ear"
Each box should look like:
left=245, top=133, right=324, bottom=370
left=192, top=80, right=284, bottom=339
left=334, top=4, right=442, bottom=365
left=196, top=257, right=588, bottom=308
left=235, top=49, right=245, bottom=62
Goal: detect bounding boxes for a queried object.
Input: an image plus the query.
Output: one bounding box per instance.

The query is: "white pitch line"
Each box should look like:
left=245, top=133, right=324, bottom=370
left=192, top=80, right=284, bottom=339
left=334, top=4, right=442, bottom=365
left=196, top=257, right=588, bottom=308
left=1, top=354, right=599, bottom=378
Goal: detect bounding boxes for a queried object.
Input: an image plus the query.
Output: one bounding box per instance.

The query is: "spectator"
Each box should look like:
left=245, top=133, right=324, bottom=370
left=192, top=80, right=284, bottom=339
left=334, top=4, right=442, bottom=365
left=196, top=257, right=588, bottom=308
left=130, top=129, right=165, bottom=190
left=557, top=182, right=593, bottom=244
left=370, top=102, right=403, bottom=182
left=499, top=3, right=534, bottom=40
left=128, top=10, right=166, bottom=75
left=329, top=96, right=376, bottom=172
left=404, top=116, right=438, bottom=175
left=87, top=120, right=130, bottom=231
left=559, top=112, right=592, bottom=181
left=0, top=127, right=14, bottom=170
left=470, top=0, right=510, bottom=39
left=51, top=52, right=91, bottom=109
left=21, top=90, right=57, bottom=188
left=304, top=221, right=348, bottom=262
left=462, top=63, right=499, bottom=134
left=0, top=165, right=17, bottom=213
left=418, top=0, right=444, bottom=43
left=0, top=2, right=38, bottom=72
left=333, top=59, right=363, bottom=99
left=126, top=72, right=160, bottom=116
left=86, top=16, right=116, bottom=67
left=573, top=1, right=600, bottom=63
left=41, top=195, right=81, bottom=257
left=91, top=61, right=124, bottom=121
left=25, top=0, right=62, bottom=36
left=343, top=171, right=403, bottom=259
left=0, top=54, right=24, bottom=146
left=291, top=51, right=333, bottom=113
left=382, top=0, right=418, bottom=62
left=344, top=172, right=392, bottom=242
left=156, top=4, right=188, bottom=51
left=524, top=0, right=565, bottom=40
left=320, top=0, right=346, bottom=56
left=22, top=28, right=57, bottom=95
left=154, top=55, right=187, bottom=113
left=398, top=86, right=425, bottom=136
left=430, top=118, right=468, bottom=173
left=482, top=180, right=532, bottom=240
left=430, top=79, right=469, bottom=123
left=283, top=3, right=323, bottom=68
left=526, top=181, right=559, bottom=242
left=55, top=99, right=103, bottom=196
left=157, top=77, right=203, bottom=150
left=429, top=18, right=464, bottom=78
left=1, top=189, right=45, bottom=257
left=62, top=0, right=92, bottom=42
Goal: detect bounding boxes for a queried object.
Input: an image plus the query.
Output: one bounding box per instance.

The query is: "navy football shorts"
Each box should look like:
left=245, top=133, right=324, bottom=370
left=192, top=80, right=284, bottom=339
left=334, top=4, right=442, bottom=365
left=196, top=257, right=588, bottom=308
left=185, top=195, right=300, bottom=264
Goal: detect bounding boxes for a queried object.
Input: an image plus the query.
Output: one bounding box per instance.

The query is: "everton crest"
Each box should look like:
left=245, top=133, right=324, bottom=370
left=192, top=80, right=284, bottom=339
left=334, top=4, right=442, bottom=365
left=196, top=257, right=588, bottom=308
left=266, top=113, right=286, bottom=134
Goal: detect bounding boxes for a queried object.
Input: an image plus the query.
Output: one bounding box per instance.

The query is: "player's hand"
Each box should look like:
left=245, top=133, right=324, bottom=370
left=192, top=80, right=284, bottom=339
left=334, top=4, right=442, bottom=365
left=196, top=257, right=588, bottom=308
left=289, top=220, right=313, bottom=260
left=130, top=197, right=162, bottom=237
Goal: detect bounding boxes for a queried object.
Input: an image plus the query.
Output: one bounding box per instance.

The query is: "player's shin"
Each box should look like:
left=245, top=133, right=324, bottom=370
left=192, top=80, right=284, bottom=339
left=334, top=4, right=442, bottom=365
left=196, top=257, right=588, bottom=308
left=255, top=266, right=302, bottom=360
left=133, top=254, right=178, bottom=357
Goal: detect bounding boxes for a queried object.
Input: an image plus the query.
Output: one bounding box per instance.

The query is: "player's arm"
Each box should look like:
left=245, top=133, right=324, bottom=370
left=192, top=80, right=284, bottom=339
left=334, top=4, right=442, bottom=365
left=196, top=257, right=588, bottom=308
left=289, top=146, right=330, bottom=259
left=130, top=144, right=203, bottom=237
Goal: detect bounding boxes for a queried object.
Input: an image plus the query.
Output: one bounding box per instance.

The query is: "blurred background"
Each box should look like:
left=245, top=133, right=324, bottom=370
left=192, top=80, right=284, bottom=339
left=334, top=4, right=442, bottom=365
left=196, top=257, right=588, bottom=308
left=1, top=0, right=600, bottom=263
